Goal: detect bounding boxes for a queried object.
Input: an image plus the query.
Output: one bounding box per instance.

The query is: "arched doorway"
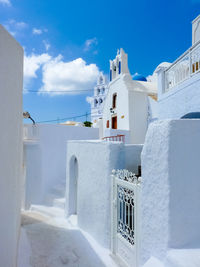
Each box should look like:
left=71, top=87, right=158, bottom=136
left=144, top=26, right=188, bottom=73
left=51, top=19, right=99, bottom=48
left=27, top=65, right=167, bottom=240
left=69, top=156, right=78, bottom=215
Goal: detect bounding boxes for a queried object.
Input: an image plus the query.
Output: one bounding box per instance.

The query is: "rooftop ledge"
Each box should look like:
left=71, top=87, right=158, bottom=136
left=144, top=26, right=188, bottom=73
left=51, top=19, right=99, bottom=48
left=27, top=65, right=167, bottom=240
left=164, top=39, right=200, bottom=93
left=67, top=139, right=124, bottom=144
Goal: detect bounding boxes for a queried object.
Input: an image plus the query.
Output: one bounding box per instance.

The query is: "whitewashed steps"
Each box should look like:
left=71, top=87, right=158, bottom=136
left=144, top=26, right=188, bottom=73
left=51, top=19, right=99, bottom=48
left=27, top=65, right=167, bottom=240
left=165, top=249, right=200, bottom=267
left=44, top=181, right=66, bottom=205
left=53, top=198, right=65, bottom=209
left=68, top=214, right=78, bottom=227
left=30, top=205, right=65, bottom=218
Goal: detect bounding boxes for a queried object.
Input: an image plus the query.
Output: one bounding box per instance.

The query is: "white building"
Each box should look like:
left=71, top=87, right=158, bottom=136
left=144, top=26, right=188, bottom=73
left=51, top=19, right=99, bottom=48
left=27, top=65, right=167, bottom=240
left=23, top=124, right=99, bottom=209
left=64, top=30, right=200, bottom=266
left=21, top=16, right=200, bottom=267
left=102, top=48, right=157, bottom=144
left=0, top=25, right=23, bottom=267
left=88, top=72, right=108, bottom=127
left=156, top=15, right=200, bottom=119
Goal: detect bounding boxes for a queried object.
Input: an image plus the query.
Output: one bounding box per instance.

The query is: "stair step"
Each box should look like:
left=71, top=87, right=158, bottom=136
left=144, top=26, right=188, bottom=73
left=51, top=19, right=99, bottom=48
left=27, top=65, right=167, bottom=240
left=30, top=205, right=65, bottom=218
left=51, top=185, right=65, bottom=196
left=53, top=198, right=65, bottom=209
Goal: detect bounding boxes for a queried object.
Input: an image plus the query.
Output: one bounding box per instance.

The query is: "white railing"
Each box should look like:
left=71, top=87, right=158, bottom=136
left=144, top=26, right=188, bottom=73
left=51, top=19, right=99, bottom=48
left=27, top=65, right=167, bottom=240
left=103, top=134, right=125, bottom=143
left=165, top=40, right=200, bottom=92
left=23, top=125, right=39, bottom=141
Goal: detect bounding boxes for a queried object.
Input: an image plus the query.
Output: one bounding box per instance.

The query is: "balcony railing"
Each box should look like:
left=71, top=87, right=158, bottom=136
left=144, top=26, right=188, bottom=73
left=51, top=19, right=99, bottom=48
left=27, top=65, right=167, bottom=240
left=165, top=40, right=200, bottom=92
left=103, top=134, right=125, bottom=143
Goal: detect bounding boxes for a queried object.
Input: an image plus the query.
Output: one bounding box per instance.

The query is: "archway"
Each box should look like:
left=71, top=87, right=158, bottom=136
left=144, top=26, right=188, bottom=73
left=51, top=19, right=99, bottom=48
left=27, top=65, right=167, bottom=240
left=69, top=156, right=78, bottom=215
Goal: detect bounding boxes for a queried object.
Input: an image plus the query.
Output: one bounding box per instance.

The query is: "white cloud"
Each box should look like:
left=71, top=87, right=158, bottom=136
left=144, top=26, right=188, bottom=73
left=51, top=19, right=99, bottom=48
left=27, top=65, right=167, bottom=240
left=84, top=37, right=98, bottom=51
left=32, top=28, right=48, bottom=35
left=43, top=40, right=51, bottom=51
left=15, top=21, right=27, bottom=29
left=3, top=19, right=28, bottom=36
left=24, top=53, right=100, bottom=95
left=40, top=57, right=99, bottom=95
left=8, top=19, right=27, bottom=29
left=24, top=53, right=51, bottom=78
left=0, top=0, right=11, bottom=6
left=33, top=28, right=43, bottom=35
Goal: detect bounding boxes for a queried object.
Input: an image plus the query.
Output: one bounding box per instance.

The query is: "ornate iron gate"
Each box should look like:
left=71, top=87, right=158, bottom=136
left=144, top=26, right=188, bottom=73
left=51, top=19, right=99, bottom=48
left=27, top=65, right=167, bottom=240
left=111, top=169, right=141, bottom=267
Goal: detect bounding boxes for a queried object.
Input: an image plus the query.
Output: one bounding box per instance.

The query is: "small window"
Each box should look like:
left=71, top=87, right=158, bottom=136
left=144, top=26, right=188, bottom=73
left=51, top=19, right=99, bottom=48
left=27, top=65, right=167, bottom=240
left=99, top=76, right=103, bottom=84
left=112, top=93, right=117, bottom=109
left=192, top=63, right=195, bottom=73
left=110, top=70, right=112, bottom=81
left=118, top=61, right=121, bottom=74
left=99, top=98, right=103, bottom=104
left=94, top=99, right=98, bottom=107
left=106, top=120, right=109, bottom=128
left=196, top=62, right=199, bottom=71
left=97, top=88, right=100, bottom=95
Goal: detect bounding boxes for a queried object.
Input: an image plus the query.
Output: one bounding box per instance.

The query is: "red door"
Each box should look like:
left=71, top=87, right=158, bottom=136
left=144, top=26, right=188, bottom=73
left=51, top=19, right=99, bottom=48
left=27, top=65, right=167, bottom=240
left=112, top=116, right=117, bottom=129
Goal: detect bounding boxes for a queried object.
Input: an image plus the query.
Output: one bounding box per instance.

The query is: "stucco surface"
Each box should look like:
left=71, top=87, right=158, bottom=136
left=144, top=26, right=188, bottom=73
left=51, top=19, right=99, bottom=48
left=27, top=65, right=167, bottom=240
left=125, top=144, right=143, bottom=173
left=66, top=141, right=124, bottom=248
left=158, top=72, right=200, bottom=119
left=141, top=120, right=170, bottom=264
left=23, top=142, right=42, bottom=208
left=169, top=120, right=200, bottom=248
left=141, top=119, right=200, bottom=265
left=66, top=141, right=142, bottom=249
left=0, top=25, right=23, bottom=266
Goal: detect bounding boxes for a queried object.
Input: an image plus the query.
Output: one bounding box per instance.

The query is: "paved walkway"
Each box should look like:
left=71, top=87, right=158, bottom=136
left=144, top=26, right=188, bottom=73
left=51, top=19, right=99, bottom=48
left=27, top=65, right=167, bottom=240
left=18, top=210, right=117, bottom=267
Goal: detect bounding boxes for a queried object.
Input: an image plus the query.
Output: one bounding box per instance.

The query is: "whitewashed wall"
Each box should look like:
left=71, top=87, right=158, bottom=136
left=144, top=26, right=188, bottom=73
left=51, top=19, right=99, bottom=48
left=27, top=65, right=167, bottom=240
left=129, top=90, right=148, bottom=144
left=23, top=141, right=42, bottom=209
left=103, top=74, right=130, bottom=132
left=24, top=124, right=99, bottom=207
left=141, top=119, right=200, bottom=265
left=148, top=96, right=158, bottom=123
left=102, top=73, right=156, bottom=144
left=66, top=141, right=142, bottom=248
left=158, top=71, right=200, bottom=119
left=192, top=15, right=200, bottom=45
left=0, top=25, right=23, bottom=266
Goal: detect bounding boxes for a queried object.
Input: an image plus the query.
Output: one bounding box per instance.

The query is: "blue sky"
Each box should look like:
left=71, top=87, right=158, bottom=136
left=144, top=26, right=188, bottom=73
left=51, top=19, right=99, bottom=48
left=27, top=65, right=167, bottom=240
left=0, top=0, right=200, bottom=123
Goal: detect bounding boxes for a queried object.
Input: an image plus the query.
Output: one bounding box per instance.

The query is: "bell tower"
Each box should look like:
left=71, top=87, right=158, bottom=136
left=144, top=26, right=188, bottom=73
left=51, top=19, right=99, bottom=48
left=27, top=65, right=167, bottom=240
left=109, top=48, right=130, bottom=81
left=87, top=72, right=108, bottom=126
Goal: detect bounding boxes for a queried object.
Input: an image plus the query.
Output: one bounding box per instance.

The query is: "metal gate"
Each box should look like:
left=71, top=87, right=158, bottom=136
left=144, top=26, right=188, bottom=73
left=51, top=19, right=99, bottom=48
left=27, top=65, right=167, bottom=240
left=111, top=169, right=141, bottom=267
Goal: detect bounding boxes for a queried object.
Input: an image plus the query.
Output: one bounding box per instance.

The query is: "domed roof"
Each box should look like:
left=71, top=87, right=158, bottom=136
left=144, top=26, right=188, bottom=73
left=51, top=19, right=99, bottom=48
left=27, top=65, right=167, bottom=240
left=181, top=112, right=200, bottom=119
left=132, top=73, right=147, bottom=82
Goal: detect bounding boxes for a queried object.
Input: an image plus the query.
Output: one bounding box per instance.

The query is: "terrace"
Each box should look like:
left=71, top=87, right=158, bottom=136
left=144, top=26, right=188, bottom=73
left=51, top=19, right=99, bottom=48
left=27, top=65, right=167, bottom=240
left=164, top=39, right=200, bottom=92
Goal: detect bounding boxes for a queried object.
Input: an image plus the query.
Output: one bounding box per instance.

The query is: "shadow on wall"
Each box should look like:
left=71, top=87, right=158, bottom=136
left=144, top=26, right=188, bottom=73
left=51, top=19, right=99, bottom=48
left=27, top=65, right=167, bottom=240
left=68, top=156, right=78, bottom=216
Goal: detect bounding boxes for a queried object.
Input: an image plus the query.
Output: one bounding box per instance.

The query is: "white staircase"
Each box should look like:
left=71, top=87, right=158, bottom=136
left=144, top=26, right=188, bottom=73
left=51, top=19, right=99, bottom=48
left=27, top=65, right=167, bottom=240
left=53, top=198, right=65, bottom=209
left=30, top=180, right=66, bottom=219
left=44, top=179, right=66, bottom=206
left=30, top=204, right=65, bottom=218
